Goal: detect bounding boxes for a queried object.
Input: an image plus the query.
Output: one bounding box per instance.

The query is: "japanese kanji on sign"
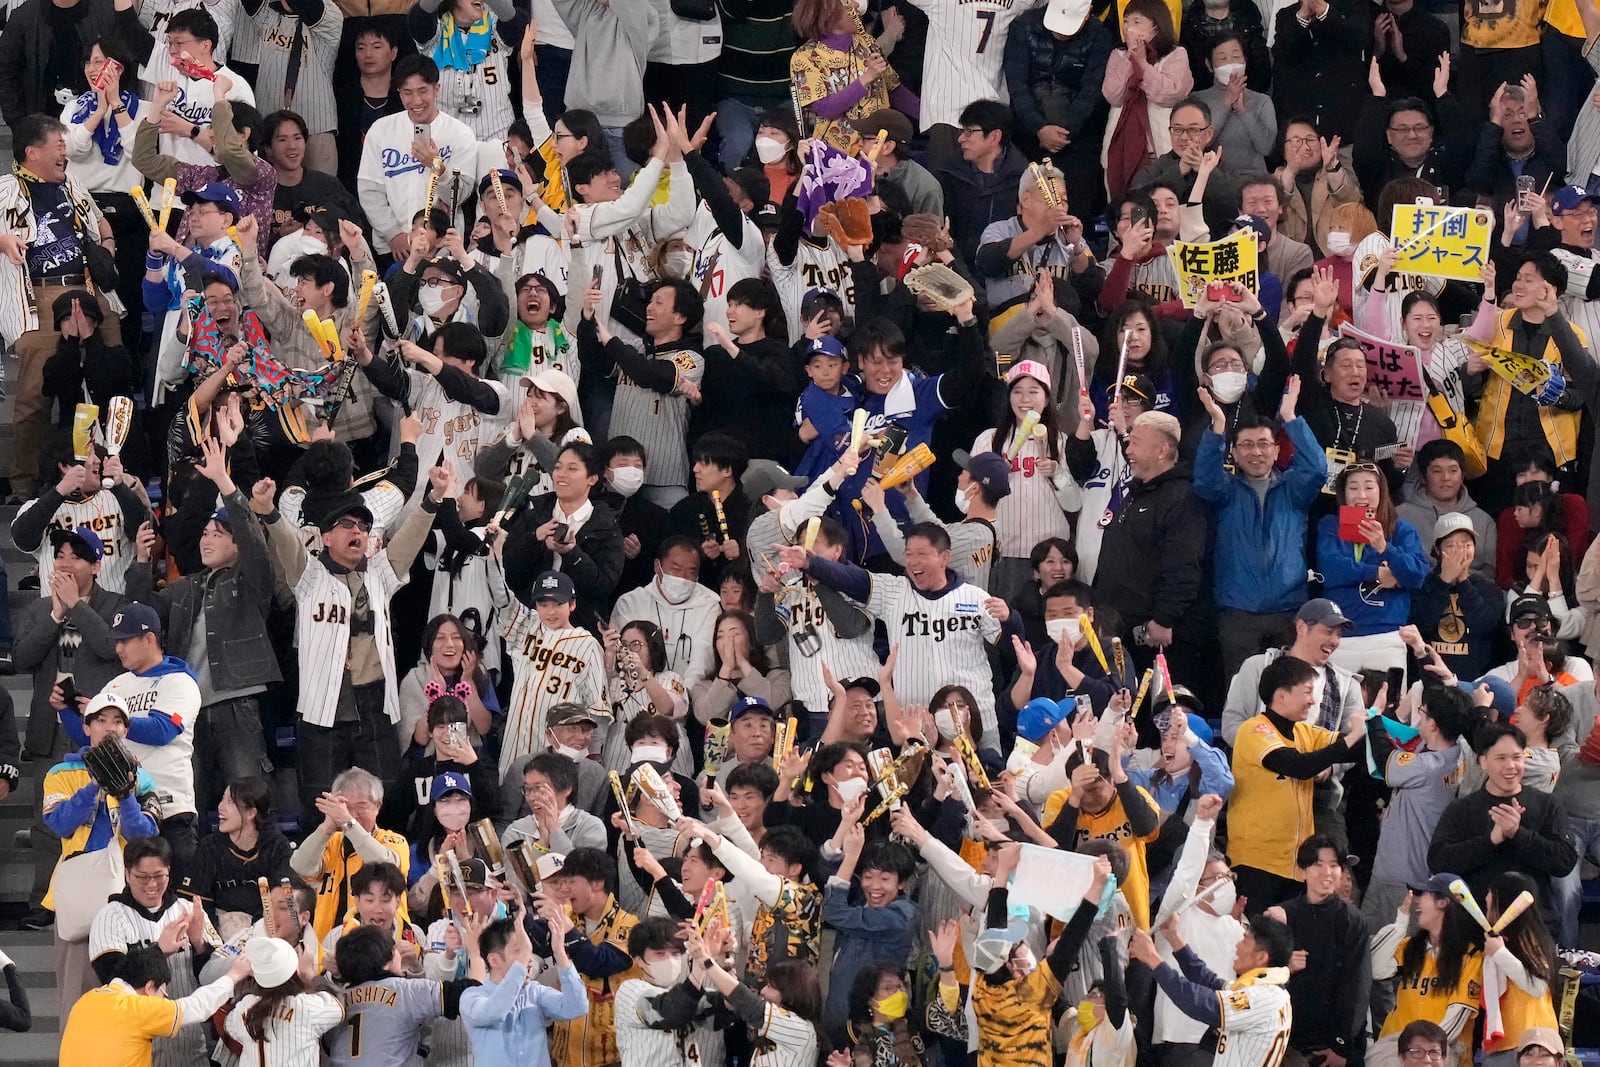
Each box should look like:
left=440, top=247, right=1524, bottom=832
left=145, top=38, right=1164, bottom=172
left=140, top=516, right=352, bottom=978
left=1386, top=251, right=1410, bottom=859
left=1339, top=323, right=1427, bottom=445
left=1390, top=203, right=1493, bottom=282
left=1166, top=231, right=1259, bottom=308
left=1464, top=338, right=1555, bottom=397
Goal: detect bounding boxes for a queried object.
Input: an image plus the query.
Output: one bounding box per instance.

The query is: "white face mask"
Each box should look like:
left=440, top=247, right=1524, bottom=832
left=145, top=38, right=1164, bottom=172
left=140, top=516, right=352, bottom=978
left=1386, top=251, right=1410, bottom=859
left=1325, top=231, right=1353, bottom=257
left=832, top=775, right=870, bottom=803
left=662, top=250, right=695, bottom=280
left=609, top=465, right=645, bottom=498
left=644, top=954, right=687, bottom=988
left=435, top=797, right=472, bottom=832
left=1202, top=879, right=1237, bottom=916
left=1046, top=616, right=1082, bottom=647
left=418, top=284, right=454, bottom=317
left=1213, top=63, right=1246, bottom=85
left=298, top=234, right=329, bottom=257
left=631, top=743, right=671, bottom=766
left=1209, top=371, right=1248, bottom=403
left=754, top=136, right=787, bottom=165
left=548, top=735, right=588, bottom=762
left=934, top=708, right=959, bottom=740
left=953, top=486, right=972, bottom=515
left=659, top=573, right=697, bottom=604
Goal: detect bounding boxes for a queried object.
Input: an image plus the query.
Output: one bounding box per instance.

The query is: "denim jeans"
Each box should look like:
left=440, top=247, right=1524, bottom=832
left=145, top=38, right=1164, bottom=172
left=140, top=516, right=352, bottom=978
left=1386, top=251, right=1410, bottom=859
left=1551, top=809, right=1600, bottom=946
left=715, top=97, right=762, bottom=172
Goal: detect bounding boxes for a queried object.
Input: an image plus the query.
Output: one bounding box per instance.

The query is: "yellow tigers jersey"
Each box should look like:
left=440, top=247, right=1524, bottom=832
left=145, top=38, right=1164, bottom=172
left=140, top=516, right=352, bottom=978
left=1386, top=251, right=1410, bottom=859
left=1462, top=0, right=1545, bottom=51
left=1228, top=715, right=1338, bottom=880
left=1040, top=785, right=1162, bottom=929
left=309, top=828, right=412, bottom=943
left=41, top=759, right=157, bottom=910
left=1380, top=938, right=1484, bottom=1067
left=1486, top=969, right=1558, bottom=1052
left=748, top=877, right=821, bottom=988
left=1545, top=0, right=1583, bottom=35
left=553, top=896, right=638, bottom=1067
left=59, top=979, right=183, bottom=1067
left=972, top=963, right=1062, bottom=1067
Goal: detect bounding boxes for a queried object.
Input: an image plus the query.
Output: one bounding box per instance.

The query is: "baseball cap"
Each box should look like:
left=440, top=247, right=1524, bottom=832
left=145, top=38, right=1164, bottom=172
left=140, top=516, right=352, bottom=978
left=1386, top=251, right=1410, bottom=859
left=1006, top=359, right=1053, bottom=391
left=1459, top=675, right=1515, bottom=719
left=841, top=677, right=881, bottom=698
left=316, top=493, right=375, bottom=533
left=521, top=368, right=584, bottom=427
left=532, top=570, right=576, bottom=604
left=1017, top=696, right=1067, bottom=743
left=83, top=691, right=131, bottom=723
left=1043, top=0, right=1092, bottom=34
left=1433, top=512, right=1476, bottom=545
left=803, top=336, right=847, bottom=362
left=209, top=507, right=235, bottom=532
left=728, top=166, right=771, bottom=208
left=50, top=525, right=104, bottom=563
left=1518, top=1029, right=1564, bottom=1057
left=858, top=108, right=913, bottom=146
left=1406, top=871, right=1461, bottom=896
left=182, top=182, right=244, bottom=219
left=1121, top=374, right=1156, bottom=405
left=109, top=602, right=161, bottom=641
left=477, top=168, right=525, bottom=198
left=52, top=289, right=104, bottom=330
left=246, top=936, right=299, bottom=989
left=1509, top=594, right=1555, bottom=625
left=1297, top=597, right=1354, bottom=630
left=730, top=695, right=775, bottom=723
left=1232, top=214, right=1271, bottom=245
left=742, top=458, right=807, bottom=501
left=547, top=702, right=600, bottom=729
left=534, top=852, right=567, bottom=881
left=753, top=203, right=781, bottom=231
left=951, top=449, right=1013, bottom=500
left=1552, top=185, right=1600, bottom=215
left=429, top=771, right=473, bottom=802
left=457, top=856, right=491, bottom=888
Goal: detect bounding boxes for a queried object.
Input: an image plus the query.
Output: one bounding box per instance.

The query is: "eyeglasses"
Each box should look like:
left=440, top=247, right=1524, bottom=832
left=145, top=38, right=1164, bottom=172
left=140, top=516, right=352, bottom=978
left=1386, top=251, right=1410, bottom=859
left=958, top=126, right=989, bottom=137
left=333, top=516, right=373, bottom=532
left=1389, top=123, right=1433, bottom=135
left=1513, top=615, right=1543, bottom=628
left=553, top=131, right=576, bottom=141
left=1170, top=125, right=1211, bottom=139
left=128, top=869, right=170, bottom=885
left=1198, top=871, right=1235, bottom=887
left=420, top=278, right=459, bottom=289
left=1232, top=439, right=1278, bottom=452
left=1207, top=359, right=1248, bottom=373
left=1284, top=136, right=1318, bottom=147
left=1403, top=1049, right=1445, bottom=1062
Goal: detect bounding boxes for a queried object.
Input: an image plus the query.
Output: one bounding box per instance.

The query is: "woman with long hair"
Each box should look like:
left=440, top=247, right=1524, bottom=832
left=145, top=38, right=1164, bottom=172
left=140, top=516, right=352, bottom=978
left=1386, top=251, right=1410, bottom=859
left=692, top=610, right=794, bottom=729
left=1509, top=531, right=1585, bottom=639
left=1480, top=872, right=1560, bottom=1066
left=789, top=0, right=917, bottom=153
left=750, top=108, right=803, bottom=205
left=516, top=25, right=606, bottom=212
left=184, top=777, right=295, bottom=935
left=1316, top=462, right=1430, bottom=671
left=1358, top=290, right=1475, bottom=456
left=1101, top=0, right=1192, bottom=199
left=1091, top=300, right=1170, bottom=418
left=971, top=361, right=1083, bottom=599
left=1372, top=881, right=1485, bottom=1067
left=398, top=613, right=498, bottom=750
left=225, top=937, right=342, bottom=1062
left=845, top=963, right=927, bottom=1067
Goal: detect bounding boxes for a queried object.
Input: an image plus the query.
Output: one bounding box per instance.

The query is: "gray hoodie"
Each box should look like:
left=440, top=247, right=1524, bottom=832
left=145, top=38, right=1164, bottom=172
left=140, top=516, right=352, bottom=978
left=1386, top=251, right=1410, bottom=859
left=1396, top=480, right=1497, bottom=583
left=553, top=0, right=659, bottom=127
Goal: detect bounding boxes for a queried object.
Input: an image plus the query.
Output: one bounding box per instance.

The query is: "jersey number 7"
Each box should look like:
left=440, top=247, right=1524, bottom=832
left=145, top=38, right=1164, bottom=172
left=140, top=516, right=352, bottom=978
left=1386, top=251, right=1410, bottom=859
left=975, top=10, right=996, bottom=53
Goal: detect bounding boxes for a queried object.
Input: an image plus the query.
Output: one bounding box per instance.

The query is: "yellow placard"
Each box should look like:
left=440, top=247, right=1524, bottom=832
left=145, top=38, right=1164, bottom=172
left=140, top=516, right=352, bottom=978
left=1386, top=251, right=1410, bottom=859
left=1465, top=338, right=1553, bottom=397
left=1166, top=231, right=1259, bottom=308
left=1390, top=204, right=1493, bottom=281
left=72, top=404, right=100, bottom=461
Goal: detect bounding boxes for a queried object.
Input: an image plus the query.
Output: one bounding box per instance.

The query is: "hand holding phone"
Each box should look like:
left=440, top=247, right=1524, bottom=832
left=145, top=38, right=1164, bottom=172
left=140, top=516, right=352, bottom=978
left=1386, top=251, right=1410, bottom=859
left=1337, top=505, right=1375, bottom=543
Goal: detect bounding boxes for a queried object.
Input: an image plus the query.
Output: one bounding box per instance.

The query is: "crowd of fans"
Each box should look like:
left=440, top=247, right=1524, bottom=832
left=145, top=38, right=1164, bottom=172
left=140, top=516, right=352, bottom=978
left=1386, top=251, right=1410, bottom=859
left=0, top=0, right=1597, bottom=1064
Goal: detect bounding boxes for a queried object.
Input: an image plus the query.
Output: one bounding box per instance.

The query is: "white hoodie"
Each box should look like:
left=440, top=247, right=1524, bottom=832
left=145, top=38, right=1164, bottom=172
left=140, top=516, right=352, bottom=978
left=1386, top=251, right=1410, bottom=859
left=610, top=576, right=721, bottom=685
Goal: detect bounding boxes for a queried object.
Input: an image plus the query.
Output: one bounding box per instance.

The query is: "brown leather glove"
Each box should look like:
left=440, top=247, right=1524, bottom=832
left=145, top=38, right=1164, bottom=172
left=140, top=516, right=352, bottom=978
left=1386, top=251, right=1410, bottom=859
left=833, top=197, right=874, bottom=246
left=902, top=213, right=953, bottom=254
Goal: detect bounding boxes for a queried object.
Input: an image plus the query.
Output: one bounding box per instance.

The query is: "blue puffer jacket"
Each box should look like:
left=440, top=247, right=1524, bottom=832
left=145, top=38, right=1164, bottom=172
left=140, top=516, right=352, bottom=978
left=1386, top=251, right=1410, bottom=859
left=1316, top=513, right=1432, bottom=636
left=1193, top=417, right=1326, bottom=615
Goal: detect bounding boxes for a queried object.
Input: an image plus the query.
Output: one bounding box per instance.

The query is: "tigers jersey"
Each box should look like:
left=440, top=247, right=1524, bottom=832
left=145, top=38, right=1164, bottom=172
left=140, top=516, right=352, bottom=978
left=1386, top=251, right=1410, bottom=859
left=780, top=581, right=880, bottom=713
left=749, top=1001, right=819, bottom=1067
left=1214, top=978, right=1293, bottom=1067
left=90, top=898, right=204, bottom=1067
left=554, top=895, right=640, bottom=1067
left=499, top=607, right=609, bottom=770
left=1380, top=940, right=1484, bottom=1067
left=746, top=877, right=821, bottom=989
left=16, top=488, right=141, bottom=595
left=1096, top=252, right=1180, bottom=308
left=416, top=20, right=516, bottom=140
left=401, top=369, right=512, bottom=493
left=602, top=672, right=693, bottom=778
left=971, top=427, right=1080, bottom=559
left=328, top=977, right=447, bottom=1067
left=1040, top=786, right=1162, bottom=929
left=307, top=828, right=413, bottom=942
left=58, top=977, right=208, bottom=1067
left=277, top=477, right=410, bottom=550
left=614, top=977, right=691, bottom=1067
left=41, top=757, right=158, bottom=910
left=250, top=2, right=343, bottom=133
left=865, top=573, right=1004, bottom=749
left=1228, top=714, right=1339, bottom=879
left=768, top=236, right=857, bottom=343
left=609, top=346, right=704, bottom=490
left=904, top=0, right=1041, bottom=129
left=971, top=961, right=1061, bottom=1067
left=225, top=990, right=345, bottom=1067
left=686, top=201, right=766, bottom=335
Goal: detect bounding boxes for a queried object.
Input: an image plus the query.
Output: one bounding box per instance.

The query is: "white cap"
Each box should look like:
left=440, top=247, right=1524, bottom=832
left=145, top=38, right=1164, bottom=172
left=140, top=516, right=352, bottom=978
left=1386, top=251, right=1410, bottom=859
left=83, top=692, right=131, bottom=722
left=535, top=852, right=566, bottom=881
left=520, top=368, right=584, bottom=427
left=246, top=935, right=299, bottom=989
left=1433, top=512, right=1476, bottom=545
left=1043, top=0, right=1092, bottom=34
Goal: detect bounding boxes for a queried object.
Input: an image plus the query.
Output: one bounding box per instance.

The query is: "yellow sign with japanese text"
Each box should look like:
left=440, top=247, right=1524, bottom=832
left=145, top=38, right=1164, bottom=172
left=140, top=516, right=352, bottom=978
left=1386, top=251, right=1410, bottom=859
left=1464, top=338, right=1554, bottom=397
left=1166, top=231, right=1259, bottom=308
left=1390, top=204, right=1493, bottom=281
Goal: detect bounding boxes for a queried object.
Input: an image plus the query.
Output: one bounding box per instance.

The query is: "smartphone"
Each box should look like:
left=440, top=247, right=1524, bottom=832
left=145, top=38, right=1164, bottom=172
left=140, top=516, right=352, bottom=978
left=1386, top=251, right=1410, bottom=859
left=1205, top=281, right=1229, bottom=301
left=1384, top=667, right=1405, bottom=712
left=93, top=58, right=124, bottom=91
left=1515, top=174, right=1536, bottom=197
left=1074, top=693, right=1094, bottom=720
left=1337, top=505, right=1375, bottom=543
left=590, top=264, right=604, bottom=288
left=553, top=522, right=571, bottom=543
left=446, top=721, right=469, bottom=749
left=413, top=123, right=428, bottom=141
left=1130, top=203, right=1155, bottom=229
left=58, top=676, right=79, bottom=709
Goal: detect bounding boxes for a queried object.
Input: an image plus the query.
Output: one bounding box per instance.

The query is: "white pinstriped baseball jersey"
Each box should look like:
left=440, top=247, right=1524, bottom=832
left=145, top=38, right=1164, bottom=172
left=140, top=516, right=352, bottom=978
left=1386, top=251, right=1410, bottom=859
left=1214, top=981, right=1293, bottom=1067
left=750, top=1001, right=819, bottom=1067
left=609, top=345, right=705, bottom=491
left=905, top=0, right=1044, bottom=129
left=415, top=20, right=516, bottom=141
left=224, top=990, right=345, bottom=1066
left=290, top=548, right=405, bottom=729
left=89, top=897, right=205, bottom=1067
left=16, top=489, right=140, bottom=595
left=768, top=237, right=857, bottom=343
left=971, top=427, right=1082, bottom=558
left=780, top=582, right=880, bottom=713
left=499, top=604, right=609, bottom=774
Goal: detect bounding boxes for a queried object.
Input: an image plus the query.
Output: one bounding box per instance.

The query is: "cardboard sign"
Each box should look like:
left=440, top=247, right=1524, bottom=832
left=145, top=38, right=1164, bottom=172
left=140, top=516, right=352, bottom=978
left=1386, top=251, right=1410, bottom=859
left=1390, top=204, right=1493, bottom=281
left=1166, top=231, right=1259, bottom=308
left=1340, top=323, right=1427, bottom=444
left=1466, top=339, right=1554, bottom=397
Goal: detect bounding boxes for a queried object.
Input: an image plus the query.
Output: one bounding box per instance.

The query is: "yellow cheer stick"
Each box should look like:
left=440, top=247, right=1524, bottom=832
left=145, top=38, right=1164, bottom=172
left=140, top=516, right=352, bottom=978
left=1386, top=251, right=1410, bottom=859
left=158, top=177, right=177, bottom=231
left=849, top=408, right=868, bottom=455
left=1129, top=668, right=1156, bottom=717
left=303, top=309, right=336, bottom=359
left=801, top=516, right=820, bottom=551
left=878, top=443, right=936, bottom=490
left=129, top=186, right=158, bottom=230
left=1447, top=878, right=1492, bottom=932
left=1489, top=890, right=1535, bottom=934
left=354, top=269, right=378, bottom=322
left=318, top=317, right=345, bottom=361
left=1079, top=613, right=1110, bottom=673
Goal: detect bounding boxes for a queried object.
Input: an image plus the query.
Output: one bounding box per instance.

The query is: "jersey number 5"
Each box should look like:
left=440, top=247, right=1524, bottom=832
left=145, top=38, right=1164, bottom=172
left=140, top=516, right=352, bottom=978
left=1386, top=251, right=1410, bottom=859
left=975, top=10, right=996, bottom=53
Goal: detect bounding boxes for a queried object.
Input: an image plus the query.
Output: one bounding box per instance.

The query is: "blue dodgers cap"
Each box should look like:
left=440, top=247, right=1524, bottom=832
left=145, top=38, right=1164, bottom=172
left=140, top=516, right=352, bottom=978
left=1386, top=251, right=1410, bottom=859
left=1459, top=675, right=1515, bottom=719
left=49, top=524, right=104, bottom=562
left=1232, top=213, right=1271, bottom=245
left=1407, top=871, right=1461, bottom=896
left=210, top=507, right=233, bottom=530
left=729, top=695, right=775, bottom=722
left=108, top=602, right=161, bottom=640
left=182, top=181, right=245, bottom=219
left=951, top=449, right=1013, bottom=500
left=1552, top=184, right=1600, bottom=215
left=804, top=336, right=847, bottom=362
left=1017, top=697, right=1067, bottom=743
left=429, top=770, right=473, bottom=802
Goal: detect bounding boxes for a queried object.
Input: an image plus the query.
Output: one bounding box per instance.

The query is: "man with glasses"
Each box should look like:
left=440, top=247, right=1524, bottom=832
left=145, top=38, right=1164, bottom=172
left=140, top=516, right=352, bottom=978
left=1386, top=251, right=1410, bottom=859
left=1394, top=1021, right=1451, bottom=1067
left=1131, top=97, right=1242, bottom=233
left=939, top=99, right=1029, bottom=263
left=152, top=9, right=256, bottom=167
left=264, top=477, right=439, bottom=811
left=1275, top=119, right=1362, bottom=259
left=1353, top=61, right=1471, bottom=205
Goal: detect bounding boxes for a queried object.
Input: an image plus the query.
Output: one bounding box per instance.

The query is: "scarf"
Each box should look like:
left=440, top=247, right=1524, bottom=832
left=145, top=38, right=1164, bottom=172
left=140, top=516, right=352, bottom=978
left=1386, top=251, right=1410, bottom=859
left=1105, top=56, right=1154, bottom=201
left=70, top=91, right=141, bottom=166
left=1229, top=966, right=1290, bottom=988
left=434, top=10, right=495, bottom=71
left=503, top=318, right=567, bottom=378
